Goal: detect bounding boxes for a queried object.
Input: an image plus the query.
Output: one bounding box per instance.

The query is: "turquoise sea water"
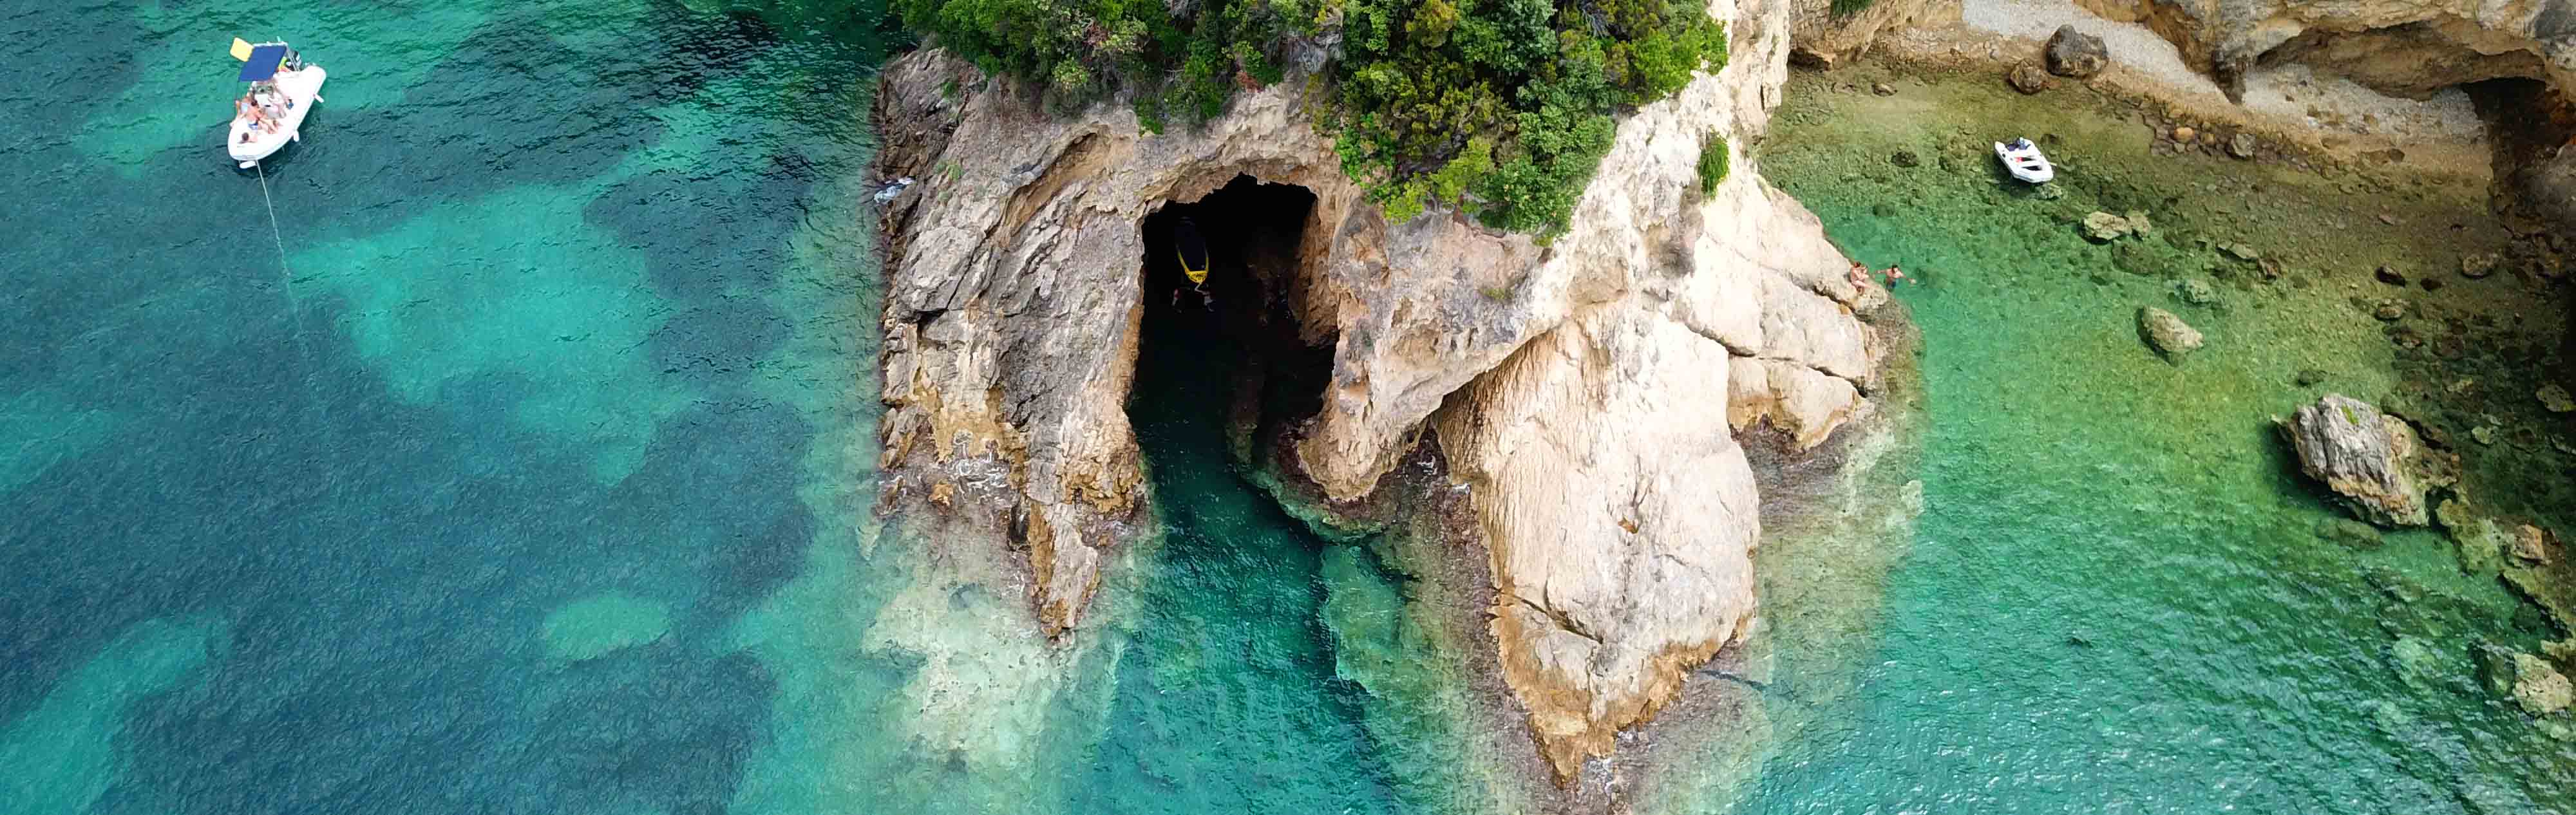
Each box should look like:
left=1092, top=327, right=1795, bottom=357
left=10, top=3, right=2573, bottom=813
left=5, top=2, right=898, bottom=813
left=1744, top=75, right=2576, bottom=814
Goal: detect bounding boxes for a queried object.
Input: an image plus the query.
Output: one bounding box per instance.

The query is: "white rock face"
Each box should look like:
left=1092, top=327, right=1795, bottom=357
left=871, top=0, right=1883, bottom=780
left=1433, top=0, right=1884, bottom=779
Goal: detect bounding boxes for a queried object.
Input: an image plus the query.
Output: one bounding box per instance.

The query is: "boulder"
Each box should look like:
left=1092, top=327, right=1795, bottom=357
left=2389, top=635, right=2443, bottom=686
left=2541, top=384, right=2575, bottom=413
left=2228, top=133, right=2258, bottom=159
left=2516, top=653, right=2573, bottom=715
left=2461, top=252, right=2499, bottom=279
left=2083, top=211, right=2135, bottom=242
left=2514, top=524, right=2557, bottom=565
left=2007, top=61, right=2056, bottom=95
left=2436, top=497, right=2508, bottom=573
left=2175, top=277, right=2217, bottom=306
left=2137, top=306, right=2204, bottom=361
left=2374, top=265, right=2409, bottom=286
left=2279, top=394, right=2455, bottom=527
left=2317, top=517, right=2386, bottom=549
left=2044, top=25, right=2109, bottom=79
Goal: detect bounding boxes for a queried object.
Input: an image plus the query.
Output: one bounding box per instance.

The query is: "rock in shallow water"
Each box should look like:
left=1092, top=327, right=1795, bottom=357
left=2137, top=306, right=2204, bottom=361
left=2278, top=394, right=2455, bottom=527
left=2008, top=61, right=2055, bottom=94
left=2083, top=211, right=2134, bottom=242
left=2516, top=653, right=2573, bottom=715
left=2317, top=517, right=2386, bottom=548
left=2541, top=384, right=2575, bottom=413
left=2175, top=277, right=2217, bottom=306
left=2462, top=252, right=2499, bottom=278
left=2044, top=25, right=2108, bottom=79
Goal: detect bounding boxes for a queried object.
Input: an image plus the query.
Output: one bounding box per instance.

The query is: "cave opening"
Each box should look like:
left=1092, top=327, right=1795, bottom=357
left=1105, top=178, right=1411, bottom=803
left=1132, top=174, right=1334, bottom=465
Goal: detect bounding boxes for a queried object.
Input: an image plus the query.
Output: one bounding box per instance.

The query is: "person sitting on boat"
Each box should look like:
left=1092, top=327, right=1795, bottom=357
left=237, top=92, right=276, bottom=131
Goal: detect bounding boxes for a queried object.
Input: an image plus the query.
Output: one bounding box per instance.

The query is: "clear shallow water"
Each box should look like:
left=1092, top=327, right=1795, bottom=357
left=1745, top=75, right=2576, bottom=814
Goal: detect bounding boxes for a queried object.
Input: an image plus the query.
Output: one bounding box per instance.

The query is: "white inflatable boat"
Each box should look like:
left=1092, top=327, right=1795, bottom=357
left=1993, top=137, right=2054, bottom=183
left=226, top=41, right=325, bottom=169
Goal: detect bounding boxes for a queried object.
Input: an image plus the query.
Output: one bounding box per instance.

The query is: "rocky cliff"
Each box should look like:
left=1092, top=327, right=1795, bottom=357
left=871, top=0, right=1884, bottom=783
left=2074, top=0, right=2576, bottom=101
left=1795, top=0, right=2576, bottom=102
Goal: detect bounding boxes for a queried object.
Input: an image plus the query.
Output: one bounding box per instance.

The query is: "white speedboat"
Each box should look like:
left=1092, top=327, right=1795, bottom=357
left=1993, top=137, right=2054, bottom=183
left=226, top=41, right=325, bottom=169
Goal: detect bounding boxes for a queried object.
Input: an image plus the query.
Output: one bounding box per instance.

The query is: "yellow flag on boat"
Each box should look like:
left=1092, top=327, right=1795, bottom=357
left=231, top=38, right=254, bottom=61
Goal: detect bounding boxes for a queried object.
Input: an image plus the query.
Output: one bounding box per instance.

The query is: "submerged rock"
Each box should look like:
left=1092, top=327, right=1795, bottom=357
left=2175, top=277, right=2217, bottom=306
left=2278, top=394, right=2454, bottom=527
left=2514, top=524, right=2558, bottom=565
left=2228, top=133, right=2258, bottom=159
left=2374, top=265, right=2409, bottom=286
left=2540, top=384, right=2575, bottom=413
left=2317, top=516, right=2386, bottom=549
left=2137, top=306, right=2204, bottom=361
left=2007, top=61, right=2055, bottom=95
left=2438, top=498, right=2509, bottom=573
left=2461, top=252, right=2500, bottom=279
left=2515, top=653, right=2573, bottom=715
left=2044, top=25, right=2108, bottom=78
left=2083, top=211, right=2135, bottom=242
left=2389, top=635, right=2443, bottom=686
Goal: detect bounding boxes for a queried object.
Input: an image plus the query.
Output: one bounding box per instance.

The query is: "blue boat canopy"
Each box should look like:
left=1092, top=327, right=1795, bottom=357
left=238, top=44, right=289, bottom=81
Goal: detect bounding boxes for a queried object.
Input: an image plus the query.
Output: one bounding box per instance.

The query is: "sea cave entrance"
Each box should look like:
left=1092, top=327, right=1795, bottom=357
left=1100, top=176, right=1408, bottom=806
left=1132, top=174, right=1334, bottom=464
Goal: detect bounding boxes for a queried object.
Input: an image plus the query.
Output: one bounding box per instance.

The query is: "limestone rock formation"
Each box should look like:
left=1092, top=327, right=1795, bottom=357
left=873, top=0, right=1886, bottom=783
left=2083, top=211, right=2137, bottom=241
left=2278, top=394, right=2456, bottom=527
left=2045, top=24, right=2109, bottom=77
left=2517, top=653, right=2573, bottom=715
left=2137, top=306, right=2204, bottom=360
left=2076, top=0, right=2576, bottom=101
left=2007, top=61, right=2057, bottom=94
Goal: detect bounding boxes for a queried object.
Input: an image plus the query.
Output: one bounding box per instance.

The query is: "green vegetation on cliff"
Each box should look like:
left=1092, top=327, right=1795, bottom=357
left=891, top=0, right=1727, bottom=236
left=1696, top=133, right=1728, bottom=194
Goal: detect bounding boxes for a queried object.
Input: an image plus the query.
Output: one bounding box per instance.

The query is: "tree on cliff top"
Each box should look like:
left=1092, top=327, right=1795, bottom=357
left=891, top=0, right=1727, bottom=238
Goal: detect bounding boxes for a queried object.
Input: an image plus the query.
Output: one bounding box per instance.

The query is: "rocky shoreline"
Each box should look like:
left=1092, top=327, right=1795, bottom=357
left=1763, top=43, right=2576, bottom=746
left=860, top=0, right=2576, bottom=807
